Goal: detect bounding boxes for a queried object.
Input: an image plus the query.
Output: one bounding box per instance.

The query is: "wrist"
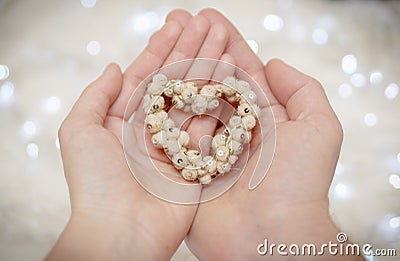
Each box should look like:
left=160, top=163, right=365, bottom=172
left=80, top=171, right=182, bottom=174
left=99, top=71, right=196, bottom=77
left=46, top=211, right=163, bottom=260
left=261, top=200, right=363, bottom=260
left=266, top=200, right=338, bottom=242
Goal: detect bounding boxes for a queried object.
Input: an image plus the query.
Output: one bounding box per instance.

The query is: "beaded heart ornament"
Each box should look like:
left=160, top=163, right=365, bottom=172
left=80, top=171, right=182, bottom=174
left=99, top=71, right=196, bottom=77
left=143, top=74, right=260, bottom=185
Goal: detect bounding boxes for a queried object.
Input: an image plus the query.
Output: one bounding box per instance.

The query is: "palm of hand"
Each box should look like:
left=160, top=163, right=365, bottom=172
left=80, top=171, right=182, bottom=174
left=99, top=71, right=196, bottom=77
left=91, top=10, right=342, bottom=259
left=61, top=8, right=345, bottom=260
left=61, top=13, right=239, bottom=259
left=160, top=9, right=344, bottom=259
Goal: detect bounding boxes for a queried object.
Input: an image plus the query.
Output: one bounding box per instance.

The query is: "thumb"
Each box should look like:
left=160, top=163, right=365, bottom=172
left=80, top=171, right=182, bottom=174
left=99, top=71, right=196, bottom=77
left=264, top=59, right=342, bottom=139
left=64, top=63, right=123, bottom=128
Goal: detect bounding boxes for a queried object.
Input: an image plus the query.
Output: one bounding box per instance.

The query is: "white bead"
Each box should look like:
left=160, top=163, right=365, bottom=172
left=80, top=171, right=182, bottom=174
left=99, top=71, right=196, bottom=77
left=186, top=150, right=201, bottom=165
left=151, top=131, right=163, bottom=149
left=143, top=94, right=152, bottom=113
left=164, top=87, right=174, bottom=97
left=164, top=127, right=180, bottom=140
left=242, top=90, right=257, bottom=104
left=229, top=140, right=243, bottom=155
left=162, top=118, right=175, bottom=130
left=217, top=161, right=231, bottom=174
left=178, top=131, right=190, bottom=148
left=212, top=134, right=227, bottom=151
left=172, top=95, right=184, bottom=109
left=152, top=73, right=168, bottom=85
left=147, top=82, right=164, bottom=95
left=245, top=131, right=252, bottom=144
left=191, top=95, right=208, bottom=114
left=228, top=115, right=242, bottom=129
left=183, top=104, right=192, bottom=113
left=146, top=96, right=165, bottom=114
left=231, top=127, right=247, bottom=143
left=236, top=80, right=250, bottom=94
left=215, top=146, right=229, bottom=162
left=172, top=81, right=184, bottom=94
left=185, top=81, right=196, bottom=89
left=226, top=94, right=240, bottom=103
left=163, top=139, right=180, bottom=156
left=221, top=84, right=236, bottom=96
left=207, top=99, right=220, bottom=110
left=229, top=155, right=238, bottom=165
left=199, top=174, right=212, bottom=185
left=203, top=156, right=217, bottom=175
left=237, top=102, right=252, bottom=117
left=223, top=76, right=236, bottom=89
left=172, top=152, right=189, bottom=169
left=181, top=84, right=197, bottom=104
left=154, top=110, right=167, bottom=121
left=200, top=85, right=217, bottom=97
left=181, top=168, right=198, bottom=181
left=242, top=115, right=256, bottom=130
left=145, top=114, right=162, bottom=134
left=222, top=127, right=231, bottom=136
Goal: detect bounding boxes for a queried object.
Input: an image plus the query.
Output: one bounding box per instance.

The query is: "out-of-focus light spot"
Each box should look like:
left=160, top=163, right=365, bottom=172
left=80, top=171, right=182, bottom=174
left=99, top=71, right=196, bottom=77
left=263, top=14, right=284, bottom=31
left=341, top=54, right=357, bottom=75
left=86, top=41, right=101, bottom=56
left=334, top=183, right=352, bottom=199
left=130, top=11, right=160, bottom=34
left=312, top=28, right=328, bottom=45
left=81, top=0, right=96, bottom=8
left=389, top=216, right=400, bottom=229
left=364, top=113, right=377, bottom=127
left=335, top=163, right=344, bottom=175
left=26, top=143, right=39, bottom=159
left=389, top=174, right=400, bottom=189
left=385, top=83, right=399, bottom=100
left=369, top=71, right=382, bottom=85
left=55, top=138, right=60, bottom=150
left=246, top=40, right=259, bottom=54
left=338, top=83, right=352, bottom=98
left=277, top=0, right=292, bottom=8
left=43, top=96, right=61, bottom=114
left=378, top=214, right=400, bottom=242
left=364, top=255, right=376, bottom=261
left=22, top=121, right=37, bottom=138
left=350, top=73, right=366, bottom=88
left=0, top=81, right=15, bottom=106
left=0, top=65, right=10, bottom=80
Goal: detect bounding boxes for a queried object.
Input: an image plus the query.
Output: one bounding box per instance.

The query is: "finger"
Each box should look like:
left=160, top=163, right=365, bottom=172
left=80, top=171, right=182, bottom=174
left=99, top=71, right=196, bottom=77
left=63, top=63, right=122, bottom=128
left=264, top=59, right=340, bottom=126
left=173, top=23, right=228, bottom=136
left=161, top=15, right=210, bottom=79
left=185, top=23, right=228, bottom=81
left=186, top=54, right=235, bottom=151
left=165, top=9, right=192, bottom=27
left=198, top=8, right=279, bottom=107
left=211, top=53, right=235, bottom=83
left=108, top=21, right=183, bottom=119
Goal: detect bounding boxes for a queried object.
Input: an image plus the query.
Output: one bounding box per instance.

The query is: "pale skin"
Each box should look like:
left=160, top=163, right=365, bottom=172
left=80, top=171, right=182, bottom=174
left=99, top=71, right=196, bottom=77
left=46, top=9, right=364, bottom=261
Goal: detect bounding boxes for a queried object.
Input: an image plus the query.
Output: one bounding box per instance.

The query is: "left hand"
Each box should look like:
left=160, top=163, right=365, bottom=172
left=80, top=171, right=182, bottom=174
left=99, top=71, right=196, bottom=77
left=47, top=12, right=232, bottom=260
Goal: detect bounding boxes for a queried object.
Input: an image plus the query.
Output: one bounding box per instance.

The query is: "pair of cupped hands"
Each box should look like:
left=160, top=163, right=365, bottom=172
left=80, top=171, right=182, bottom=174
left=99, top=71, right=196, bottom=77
left=48, top=9, right=359, bottom=261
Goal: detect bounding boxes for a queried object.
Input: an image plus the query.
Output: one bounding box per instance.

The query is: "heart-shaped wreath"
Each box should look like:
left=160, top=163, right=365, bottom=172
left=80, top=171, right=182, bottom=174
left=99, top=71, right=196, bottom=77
left=143, top=73, right=260, bottom=185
